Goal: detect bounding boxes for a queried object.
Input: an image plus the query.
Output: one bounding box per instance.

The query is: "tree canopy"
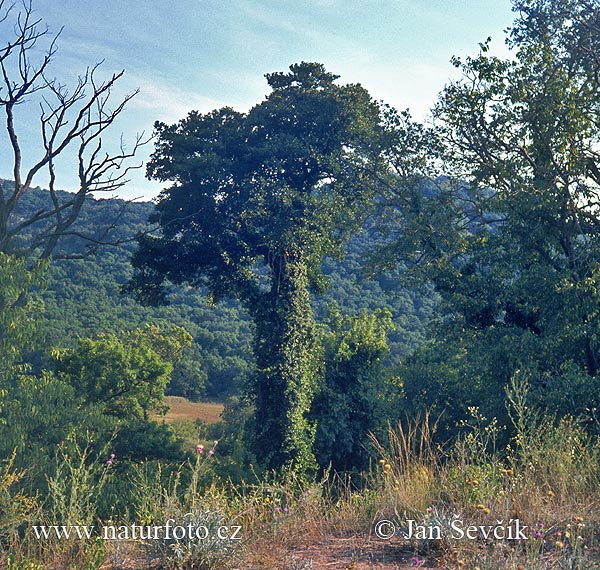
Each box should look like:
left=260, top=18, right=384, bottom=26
left=128, top=62, right=388, bottom=475
left=377, top=0, right=600, bottom=429
left=128, top=62, right=385, bottom=307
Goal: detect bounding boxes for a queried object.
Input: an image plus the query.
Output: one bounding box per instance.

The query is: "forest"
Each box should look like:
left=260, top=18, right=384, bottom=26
left=1, top=0, right=600, bottom=568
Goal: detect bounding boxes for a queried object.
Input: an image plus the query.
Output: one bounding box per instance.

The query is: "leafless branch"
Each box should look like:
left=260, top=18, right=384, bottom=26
left=0, top=1, right=147, bottom=258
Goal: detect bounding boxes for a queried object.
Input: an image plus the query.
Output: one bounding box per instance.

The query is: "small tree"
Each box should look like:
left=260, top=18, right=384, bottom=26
left=312, top=307, right=395, bottom=473
left=53, top=325, right=191, bottom=420
left=127, top=63, right=387, bottom=476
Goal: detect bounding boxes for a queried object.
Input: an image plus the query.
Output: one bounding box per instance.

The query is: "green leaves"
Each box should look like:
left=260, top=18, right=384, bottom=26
left=129, top=62, right=388, bottom=476
left=0, top=254, right=47, bottom=372
left=129, top=62, right=386, bottom=306
left=374, top=0, right=600, bottom=429
left=312, top=307, right=395, bottom=472
left=54, top=325, right=191, bottom=421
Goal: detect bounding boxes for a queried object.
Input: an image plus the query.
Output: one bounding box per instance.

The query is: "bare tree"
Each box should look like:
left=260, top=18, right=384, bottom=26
left=0, top=0, right=147, bottom=258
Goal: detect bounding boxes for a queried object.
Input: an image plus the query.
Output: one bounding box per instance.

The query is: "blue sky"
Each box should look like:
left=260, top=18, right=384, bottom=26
left=1, top=0, right=515, bottom=200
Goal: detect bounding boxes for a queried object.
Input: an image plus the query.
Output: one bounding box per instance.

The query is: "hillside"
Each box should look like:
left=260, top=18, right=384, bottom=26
left=14, top=185, right=433, bottom=400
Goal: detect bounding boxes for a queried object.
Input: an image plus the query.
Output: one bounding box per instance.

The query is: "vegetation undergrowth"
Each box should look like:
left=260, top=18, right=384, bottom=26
left=2, top=376, right=600, bottom=569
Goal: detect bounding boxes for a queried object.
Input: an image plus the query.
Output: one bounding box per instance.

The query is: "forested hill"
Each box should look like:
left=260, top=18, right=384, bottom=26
left=14, top=185, right=433, bottom=400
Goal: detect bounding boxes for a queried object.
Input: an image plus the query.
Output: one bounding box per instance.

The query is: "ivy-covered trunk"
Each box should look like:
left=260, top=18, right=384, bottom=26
left=128, top=63, right=385, bottom=476
left=251, top=251, right=321, bottom=477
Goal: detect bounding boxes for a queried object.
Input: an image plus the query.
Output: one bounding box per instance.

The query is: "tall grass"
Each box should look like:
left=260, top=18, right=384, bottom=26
left=3, top=379, right=600, bottom=569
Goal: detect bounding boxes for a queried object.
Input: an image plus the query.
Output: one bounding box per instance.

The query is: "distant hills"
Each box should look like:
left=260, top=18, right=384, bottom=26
left=11, top=184, right=434, bottom=400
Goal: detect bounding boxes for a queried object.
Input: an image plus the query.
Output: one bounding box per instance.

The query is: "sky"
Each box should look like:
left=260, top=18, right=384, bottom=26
left=0, top=0, right=516, bottom=200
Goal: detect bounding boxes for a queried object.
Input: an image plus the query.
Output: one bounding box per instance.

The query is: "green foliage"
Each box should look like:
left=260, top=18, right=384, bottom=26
left=0, top=451, right=37, bottom=544
left=130, top=456, right=238, bottom=569
left=10, top=186, right=429, bottom=404
left=46, top=433, right=113, bottom=527
left=212, top=396, right=255, bottom=484
left=378, top=0, right=600, bottom=429
left=0, top=253, right=47, bottom=375
left=112, top=419, right=184, bottom=463
left=128, top=62, right=388, bottom=476
left=312, top=307, right=396, bottom=473
left=250, top=258, right=321, bottom=476
left=41, top=434, right=112, bottom=568
left=0, top=371, right=82, bottom=459
left=53, top=325, right=191, bottom=420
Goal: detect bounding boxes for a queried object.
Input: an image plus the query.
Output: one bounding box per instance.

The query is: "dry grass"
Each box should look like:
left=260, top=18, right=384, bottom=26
left=160, top=396, right=224, bottom=424
left=6, top=383, right=600, bottom=569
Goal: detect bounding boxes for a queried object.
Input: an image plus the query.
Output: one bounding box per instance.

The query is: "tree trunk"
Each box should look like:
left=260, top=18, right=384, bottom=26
left=250, top=251, right=320, bottom=477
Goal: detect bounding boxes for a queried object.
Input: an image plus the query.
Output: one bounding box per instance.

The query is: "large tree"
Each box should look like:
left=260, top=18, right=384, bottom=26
left=380, top=0, right=600, bottom=425
left=127, top=62, right=386, bottom=475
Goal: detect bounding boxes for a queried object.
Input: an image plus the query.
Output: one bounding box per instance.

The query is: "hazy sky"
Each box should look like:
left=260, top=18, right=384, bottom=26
left=1, top=0, right=516, bottom=199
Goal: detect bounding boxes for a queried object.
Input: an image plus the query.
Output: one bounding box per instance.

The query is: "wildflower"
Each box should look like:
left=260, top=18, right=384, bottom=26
left=427, top=507, right=433, bottom=513
left=283, top=506, right=289, bottom=513
left=482, top=507, right=491, bottom=515
left=555, top=540, right=564, bottom=549
left=196, top=444, right=204, bottom=453
left=574, top=516, right=584, bottom=523
left=265, top=497, right=270, bottom=503
left=476, top=503, right=486, bottom=510
left=208, top=450, right=214, bottom=456
left=274, top=506, right=280, bottom=513
left=547, top=489, right=555, bottom=498
left=379, top=459, right=385, bottom=465
left=110, top=453, right=115, bottom=459
left=106, top=460, right=113, bottom=466
left=214, top=440, right=219, bottom=446
left=538, top=522, right=544, bottom=528
left=535, top=532, right=544, bottom=539
left=410, top=557, right=424, bottom=566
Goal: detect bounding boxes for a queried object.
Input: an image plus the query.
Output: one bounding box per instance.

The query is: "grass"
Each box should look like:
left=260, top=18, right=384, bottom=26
left=5, top=382, right=600, bottom=569
left=159, top=396, right=224, bottom=424
left=153, top=397, right=225, bottom=453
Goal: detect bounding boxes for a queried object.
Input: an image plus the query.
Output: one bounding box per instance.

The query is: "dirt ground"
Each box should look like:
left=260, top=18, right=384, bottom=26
left=244, top=535, right=428, bottom=569
left=99, top=535, right=424, bottom=569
